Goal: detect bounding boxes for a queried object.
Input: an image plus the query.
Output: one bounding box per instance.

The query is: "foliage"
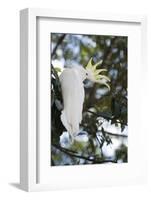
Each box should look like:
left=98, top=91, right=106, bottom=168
left=51, top=33, right=128, bottom=166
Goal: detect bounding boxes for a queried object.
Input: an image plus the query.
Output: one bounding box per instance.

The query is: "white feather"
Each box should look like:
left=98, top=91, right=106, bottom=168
left=60, top=68, right=84, bottom=138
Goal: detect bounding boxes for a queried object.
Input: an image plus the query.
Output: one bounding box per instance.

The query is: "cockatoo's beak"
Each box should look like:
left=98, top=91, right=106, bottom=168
left=86, top=58, right=111, bottom=90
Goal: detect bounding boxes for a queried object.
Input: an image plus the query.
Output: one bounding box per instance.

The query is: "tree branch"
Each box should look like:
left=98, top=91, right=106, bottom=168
left=51, top=34, right=66, bottom=58
left=52, top=144, right=117, bottom=164
left=87, top=110, right=113, bottom=120
left=104, top=130, right=128, bottom=138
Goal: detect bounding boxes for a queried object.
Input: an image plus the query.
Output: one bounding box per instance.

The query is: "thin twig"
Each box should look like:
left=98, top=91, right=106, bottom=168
left=104, top=131, right=128, bottom=138
left=87, top=110, right=113, bottom=120
left=51, top=34, right=66, bottom=58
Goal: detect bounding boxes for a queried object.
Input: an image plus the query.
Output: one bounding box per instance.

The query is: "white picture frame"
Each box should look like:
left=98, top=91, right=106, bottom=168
left=20, top=8, right=147, bottom=192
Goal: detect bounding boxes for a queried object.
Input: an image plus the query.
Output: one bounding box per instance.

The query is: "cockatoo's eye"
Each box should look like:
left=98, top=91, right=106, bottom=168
left=86, top=72, right=88, bottom=76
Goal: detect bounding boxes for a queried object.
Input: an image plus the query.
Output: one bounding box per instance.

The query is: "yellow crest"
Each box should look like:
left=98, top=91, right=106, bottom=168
left=86, top=58, right=110, bottom=90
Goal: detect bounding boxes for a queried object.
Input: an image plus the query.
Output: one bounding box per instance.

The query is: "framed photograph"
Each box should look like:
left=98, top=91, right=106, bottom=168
left=20, top=8, right=147, bottom=191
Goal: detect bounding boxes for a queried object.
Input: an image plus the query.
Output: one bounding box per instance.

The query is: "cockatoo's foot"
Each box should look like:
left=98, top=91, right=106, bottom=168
left=74, top=131, right=89, bottom=143
left=59, top=131, right=89, bottom=148
left=59, top=131, right=73, bottom=148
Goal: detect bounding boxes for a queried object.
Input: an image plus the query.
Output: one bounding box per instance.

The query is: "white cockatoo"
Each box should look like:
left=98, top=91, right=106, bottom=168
left=59, top=58, right=110, bottom=141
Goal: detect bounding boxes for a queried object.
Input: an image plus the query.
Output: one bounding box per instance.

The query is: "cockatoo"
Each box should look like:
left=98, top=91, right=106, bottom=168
left=59, top=58, right=110, bottom=141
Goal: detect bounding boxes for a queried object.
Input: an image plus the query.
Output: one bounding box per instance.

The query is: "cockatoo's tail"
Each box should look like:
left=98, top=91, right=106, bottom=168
left=85, top=58, right=110, bottom=90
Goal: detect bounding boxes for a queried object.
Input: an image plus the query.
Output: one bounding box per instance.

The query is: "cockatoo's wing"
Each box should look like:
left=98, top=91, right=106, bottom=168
left=59, top=68, right=84, bottom=137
